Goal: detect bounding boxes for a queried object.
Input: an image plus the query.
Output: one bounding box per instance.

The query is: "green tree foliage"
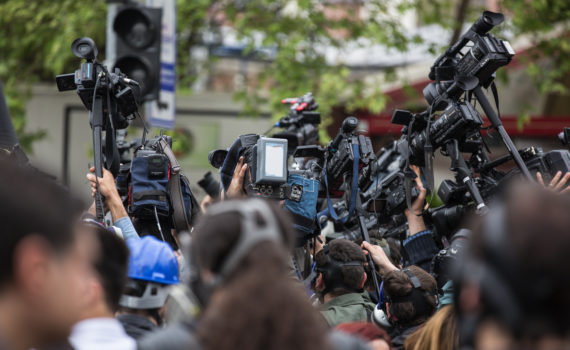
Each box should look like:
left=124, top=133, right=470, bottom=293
left=177, top=0, right=420, bottom=135
left=1, top=0, right=569, bottom=151
left=0, top=0, right=107, bottom=152
left=417, top=0, right=570, bottom=95
left=501, top=0, right=570, bottom=95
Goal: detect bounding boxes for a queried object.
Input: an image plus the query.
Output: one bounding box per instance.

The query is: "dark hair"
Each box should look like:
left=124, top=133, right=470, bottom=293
left=86, top=222, right=129, bottom=312
left=387, top=238, right=402, bottom=266
left=464, top=184, right=570, bottom=338
left=0, top=159, right=84, bottom=289
left=191, top=200, right=295, bottom=277
left=193, top=199, right=331, bottom=350
left=315, top=239, right=367, bottom=295
left=404, top=305, right=458, bottom=350
left=383, top=265, right=437, bottom=326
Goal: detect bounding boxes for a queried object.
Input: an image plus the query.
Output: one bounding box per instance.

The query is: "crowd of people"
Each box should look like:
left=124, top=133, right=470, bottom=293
left=2, top=142, right=570, bottom=350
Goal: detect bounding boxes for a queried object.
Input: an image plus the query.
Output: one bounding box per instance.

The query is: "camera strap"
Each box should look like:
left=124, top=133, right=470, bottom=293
left=423, top=106, right=435, bottom=194
left=158, top=138, right=190, bottom=233
left=404, top=120, right=416, bottom=214
left=322, top=143, right=360, bottom=223
left=490, top=81, right=501, bottom=119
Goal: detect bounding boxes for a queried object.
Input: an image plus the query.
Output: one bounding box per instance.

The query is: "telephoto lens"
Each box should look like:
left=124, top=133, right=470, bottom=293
left=197, top=172, right=221, bottom=199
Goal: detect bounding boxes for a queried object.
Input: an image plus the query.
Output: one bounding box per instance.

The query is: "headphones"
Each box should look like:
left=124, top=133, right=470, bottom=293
left=188, top=199, right=284, bottom=304
left=383, top=268, right=438, bottom=325
left=454, top=205, right=525, bottom=348
left=314, top=244, right=365, bottom=296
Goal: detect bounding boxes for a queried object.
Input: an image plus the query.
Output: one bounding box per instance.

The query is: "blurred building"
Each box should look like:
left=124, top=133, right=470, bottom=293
left=23, top=0, right=570, bottom=200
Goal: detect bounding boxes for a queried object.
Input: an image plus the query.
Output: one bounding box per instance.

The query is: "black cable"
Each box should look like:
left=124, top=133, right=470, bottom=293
left=153, top=206, right=166, bottom=242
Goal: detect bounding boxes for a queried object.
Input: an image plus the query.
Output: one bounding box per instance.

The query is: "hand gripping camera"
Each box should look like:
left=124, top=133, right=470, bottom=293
left=238, top=134, right=295, bottom=200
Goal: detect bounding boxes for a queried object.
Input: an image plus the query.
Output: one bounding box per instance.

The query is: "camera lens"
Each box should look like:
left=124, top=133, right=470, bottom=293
left=71, top=37, right=98, bottom=60
left=208, top=149, right=228, bottom=169
left=77, top=44, right=91, bottom=55
left=423, top=81, right=451, bottom=108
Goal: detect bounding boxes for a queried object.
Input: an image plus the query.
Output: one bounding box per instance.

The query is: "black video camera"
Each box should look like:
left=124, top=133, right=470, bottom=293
left=197, top=172, right=221, bottom=199
left=392, top=101, right=484, bottom=166
left=425, top=11, right=514, bottom=106
left=273, top=92, right=321, bottom=155
left=359, top=141, right=421, bottom=217
left=56, top=37, right=139, bottom=124
left=294, top=116, right=375, bottom=199
left=431, top=229, right=470, bottom=289
left=325, top=117, right=375, bottom=196
left=56, top=37, right=143, bottom=220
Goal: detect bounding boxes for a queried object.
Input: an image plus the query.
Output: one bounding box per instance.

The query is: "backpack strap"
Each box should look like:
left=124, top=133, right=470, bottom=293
left=158, top=138, right=190, bottom=233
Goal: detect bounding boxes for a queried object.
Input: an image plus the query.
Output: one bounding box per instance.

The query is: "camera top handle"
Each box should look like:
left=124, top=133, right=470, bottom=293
left=429, top=11, right=505, bottom=81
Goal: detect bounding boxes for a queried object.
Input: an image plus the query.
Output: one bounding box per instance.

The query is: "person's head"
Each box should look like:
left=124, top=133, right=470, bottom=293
left=80, top=219, right=129, bottom=316
left=314, top=239, right=367, bottom=298
left=335, top=322, right=392, bottom=350
left=404, top=305, right=458, bottom=350
left=119, top=235, right=179, bottom=325
left=383, top=265, right=437, bottom=327
left=456, top=184, right=570, bottom=349
left=190, top=198, right=295, bottom=302
left=0, top=160, right=90, bottom=348
left=192, top=199, right=330, bottom=350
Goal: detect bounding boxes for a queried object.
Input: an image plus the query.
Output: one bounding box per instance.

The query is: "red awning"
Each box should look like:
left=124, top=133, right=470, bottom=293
left=357, top=113, right=570, bottom=138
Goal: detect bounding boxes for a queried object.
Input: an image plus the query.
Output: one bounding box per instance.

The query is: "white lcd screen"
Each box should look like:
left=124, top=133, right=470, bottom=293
left=264, top=142, right=285, bottom=178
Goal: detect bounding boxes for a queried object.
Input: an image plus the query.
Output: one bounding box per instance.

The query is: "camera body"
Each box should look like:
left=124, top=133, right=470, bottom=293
left=360, top=142, right=422, bottom=219
left=393, top=102, right=483, bottom=166
left=56, top=38, right=138, bottom=126
left=239, top=135, right=291, bottom=200
left=198, top=172, right=221, bottom=199
left=502, top=148, right=570, bottom=184
left=325, top=118, right=375, bottom=197
left=273, top=93, right=321, bottom=155
left=273, top=111, right=321, bottom=155
left=426, top=11, right=513, bottom=105
left=431, top=229, right=470, bottom=288
left=455, top=34, right=514, bottom=88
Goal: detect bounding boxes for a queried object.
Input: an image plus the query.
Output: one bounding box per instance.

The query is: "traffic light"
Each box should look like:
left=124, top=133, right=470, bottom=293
left=112, top=5, right=162, bottom=102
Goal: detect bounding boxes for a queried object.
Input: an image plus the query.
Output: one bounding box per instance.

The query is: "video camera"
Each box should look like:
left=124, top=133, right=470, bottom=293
left=359, top=141, right=420, bottom=218
left=295, top=116, right=375, bottom=198
left=56, top=37, right=139, bottom=127
left=56, top=37, right=141, bottom=220
left=273, top=92, right=321, bottom=155
left=197, top=172, right=221, bottom=200
left=425, top=11, right=514, bottom=106
left=376, top=12, right=570, bottom=241
left=238, top=134, right=296, bottom=200
left=392, top=101, right=484, bottom=167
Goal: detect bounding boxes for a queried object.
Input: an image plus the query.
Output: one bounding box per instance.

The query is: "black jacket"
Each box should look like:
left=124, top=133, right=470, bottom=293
left=117, top=314, right=158, bottom=340
left=389, top=325, right=420, bottom=350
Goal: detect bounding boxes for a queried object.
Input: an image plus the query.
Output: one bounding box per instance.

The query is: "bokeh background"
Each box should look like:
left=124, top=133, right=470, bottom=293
left=1, top=0, right=569, bottom=201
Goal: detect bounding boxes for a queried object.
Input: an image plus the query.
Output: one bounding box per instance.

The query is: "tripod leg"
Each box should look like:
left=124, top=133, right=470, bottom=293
left=473, top=86, right=533, bottom=181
